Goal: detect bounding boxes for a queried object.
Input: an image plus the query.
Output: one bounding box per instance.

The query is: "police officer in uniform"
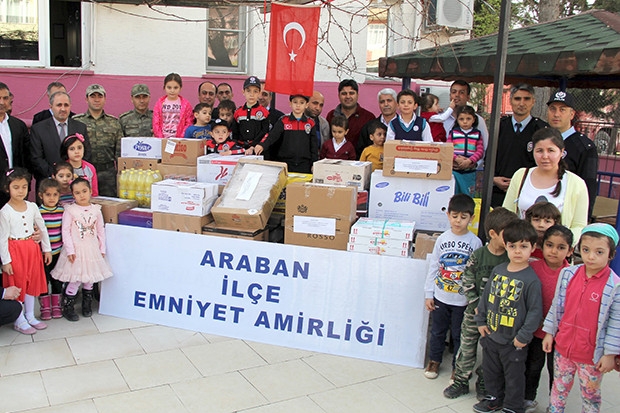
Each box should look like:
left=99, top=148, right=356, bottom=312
left=492, top=83, right=549, bottom=207
left=546, top=90, right=598, bottom=219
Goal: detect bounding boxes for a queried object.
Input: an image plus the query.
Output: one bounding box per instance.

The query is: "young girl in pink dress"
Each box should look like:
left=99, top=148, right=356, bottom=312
left=0, top=168, right=52, bottom=334
left=61, top=133, right=99, bottom=197
left=152, top=73, right=193, bottom=138
left=52, top=178, right=112, bottom=321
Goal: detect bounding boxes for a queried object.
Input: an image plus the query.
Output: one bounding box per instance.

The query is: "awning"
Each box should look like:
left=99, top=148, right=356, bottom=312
left=379, top=10, right=620, bottom=88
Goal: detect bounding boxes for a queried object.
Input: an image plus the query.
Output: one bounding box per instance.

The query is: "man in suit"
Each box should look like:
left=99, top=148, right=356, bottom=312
left=0, top=82, right=31, bottom=207
left=32, top=82, right=75, bottom=126
left=30, top=91, right=91, bottom=184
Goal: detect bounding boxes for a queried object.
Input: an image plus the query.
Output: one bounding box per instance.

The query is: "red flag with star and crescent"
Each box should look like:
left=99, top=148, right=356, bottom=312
left=265, top=2, right=321, bottom=97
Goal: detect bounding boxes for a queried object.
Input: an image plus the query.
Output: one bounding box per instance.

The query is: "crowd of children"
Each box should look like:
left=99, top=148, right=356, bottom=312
left=426, top=192, right=620, bottom=413
left=0, top=166, right=113, bottom=334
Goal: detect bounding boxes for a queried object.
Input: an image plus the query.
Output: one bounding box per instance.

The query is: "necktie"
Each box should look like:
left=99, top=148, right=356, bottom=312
left=515, top=123, right=522, bottom=133
left=58, top=122, right=67, bottom=140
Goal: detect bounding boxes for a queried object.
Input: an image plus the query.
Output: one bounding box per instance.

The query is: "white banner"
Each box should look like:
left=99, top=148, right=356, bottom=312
left=100, top=224, right=429, bottom=367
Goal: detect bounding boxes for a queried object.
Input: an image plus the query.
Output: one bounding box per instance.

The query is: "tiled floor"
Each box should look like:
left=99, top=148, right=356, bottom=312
left=1, top=304, right=619, bottom=413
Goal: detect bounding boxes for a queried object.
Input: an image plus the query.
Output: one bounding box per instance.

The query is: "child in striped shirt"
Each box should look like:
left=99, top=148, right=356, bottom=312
left=38, top=178, right=64, bottom=320
left=447, top=105, right=484, bottom=196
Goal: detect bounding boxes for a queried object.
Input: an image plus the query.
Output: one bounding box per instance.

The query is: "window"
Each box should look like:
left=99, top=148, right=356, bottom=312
left=426, top=0, right=438, bottom=27
left=207, top=6, right=247, bottom=72
left=366, top=6, right=388, bottom=73
left=0, top=0, right=89, bottom=67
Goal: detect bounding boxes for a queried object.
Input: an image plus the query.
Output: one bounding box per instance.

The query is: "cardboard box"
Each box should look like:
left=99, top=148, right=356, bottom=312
left=312, top=159, right=372, bottom=190
left=202, top=222, right=269, bottom=241
left=151, top=180, right=219, bottom=217
left=347, top=242, right=411, bottom=257
left=211, top=160, right=288, bottom=231
left=118, top=208, right=153, bottom=228
left=273, top=172, right=314, bottom=216
left=350, top=218, right=416, bottom=240
left=153, top=212, right=213, bottom=234
left=368, top=170, right=453, bottom=232
left=117, top=157, right=161, bottom=171
left=91, top=197, right=139, bottom=224
left=161, top=138, right=207, bottom=165
left=285, top=183, right=357, bottom=251
left=121, top=137, right=163, bottom=159
left=197, top=154, right=263, bottom=185
left=383, top=140, right=453, bottom=180
left=348, top=234, right=411, bottom=249
left=413, top=232, right=441, bottom=259
left=158, top=164, right=197, bottom=181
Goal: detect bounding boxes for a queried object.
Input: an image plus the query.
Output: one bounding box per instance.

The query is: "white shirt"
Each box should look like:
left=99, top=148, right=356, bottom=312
left=0, top=115, right=12, bottom=168
left=386, top=114, right=433, bottom=142
left=332, top=137, right=347, bottom=152
left=516, top=167, right=568, bottom=219
left=0, top=202, right=52, bottom=264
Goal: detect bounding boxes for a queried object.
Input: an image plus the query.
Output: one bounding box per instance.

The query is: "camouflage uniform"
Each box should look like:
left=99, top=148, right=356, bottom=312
left=74, top=111, right=123, bottom=197
left=452, top=246, right=509, bottom=388
left=119, top=109, right=153, bottom=137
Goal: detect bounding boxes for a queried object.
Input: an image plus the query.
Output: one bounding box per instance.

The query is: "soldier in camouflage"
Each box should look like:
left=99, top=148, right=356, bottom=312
left=119, top=84, right=153, bottom=137
left=74, top=84, right=123, bottom=197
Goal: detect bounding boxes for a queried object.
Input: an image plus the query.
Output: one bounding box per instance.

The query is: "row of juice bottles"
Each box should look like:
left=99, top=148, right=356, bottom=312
left=117, top=169, right=163, bottom=207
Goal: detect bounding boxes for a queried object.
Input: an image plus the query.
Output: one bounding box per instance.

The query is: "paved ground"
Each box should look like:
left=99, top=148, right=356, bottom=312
left=1, top=303, right=619, bottom=413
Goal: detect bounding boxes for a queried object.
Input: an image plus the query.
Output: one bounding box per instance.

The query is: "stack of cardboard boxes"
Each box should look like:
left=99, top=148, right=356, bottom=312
left=368, top=140, right=455, bottom=257
left=348, top=218, right=416, bottom=257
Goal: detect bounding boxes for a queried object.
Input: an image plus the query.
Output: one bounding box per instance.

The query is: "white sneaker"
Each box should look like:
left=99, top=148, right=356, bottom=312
left=524, top=399, right=538, bottom=413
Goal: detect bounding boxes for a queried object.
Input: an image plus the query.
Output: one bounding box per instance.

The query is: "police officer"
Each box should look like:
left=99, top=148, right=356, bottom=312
left=74, top=84, right=123, bottom=197
left=119, top=84, right=153, bottom=137
left=547, top=90, right=598, bottom=219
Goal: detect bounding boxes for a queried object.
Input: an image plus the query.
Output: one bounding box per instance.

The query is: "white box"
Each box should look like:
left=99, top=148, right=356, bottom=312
left=350, top=218, right=416, bottom=240
left=121, top=137, right=163, bottom=159
left=368, top=170, right=454, bottom=232
left=347, top=242, right=411, bottom=257
left=348, top=234, right=411, bottom=249
left=151, top=179, right=219, bottom=217
left=197, top=154, right=263, bottom=185
left=312, top=159, right=372, bottom=190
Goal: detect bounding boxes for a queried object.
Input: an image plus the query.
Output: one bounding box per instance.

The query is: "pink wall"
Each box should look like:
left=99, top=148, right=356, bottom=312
left=1, top=69, right=405, bottom=126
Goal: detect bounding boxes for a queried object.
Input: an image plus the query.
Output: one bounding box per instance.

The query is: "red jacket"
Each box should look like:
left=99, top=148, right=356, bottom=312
left=152, top=95, right=194, bottom=138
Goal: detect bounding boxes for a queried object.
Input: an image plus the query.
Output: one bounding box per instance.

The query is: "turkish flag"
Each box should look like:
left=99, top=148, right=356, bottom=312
left=265, top=3, right=321, bottom=97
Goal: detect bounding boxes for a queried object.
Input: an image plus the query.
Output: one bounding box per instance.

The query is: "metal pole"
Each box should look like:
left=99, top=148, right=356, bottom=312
left=479, top=0, right=512, bottom=243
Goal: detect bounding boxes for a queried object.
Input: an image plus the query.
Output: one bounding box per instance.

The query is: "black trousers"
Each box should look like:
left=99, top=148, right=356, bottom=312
left=524, top=336, right=554, bottom=400
left=0, top=299, right=21, bottom=326
left=481, top=336, right=528, bottom=413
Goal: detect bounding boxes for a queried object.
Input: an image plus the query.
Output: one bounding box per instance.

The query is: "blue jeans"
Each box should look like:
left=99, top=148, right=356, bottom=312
left=429, top=297, right=466, bottom=366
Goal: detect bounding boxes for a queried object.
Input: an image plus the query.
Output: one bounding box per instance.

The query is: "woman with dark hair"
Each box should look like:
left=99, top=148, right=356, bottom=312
left=503, top=128, right=589, bottom=243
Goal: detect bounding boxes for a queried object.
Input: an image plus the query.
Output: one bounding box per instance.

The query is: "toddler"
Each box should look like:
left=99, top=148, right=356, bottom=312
left=52, top=178, right=113, bottom=321
left=53, top=161, right=75, bottom=206
left=184, top=103, right=212, bottom=139
left=359, top=120, right=387, bottom=171
left=207, top=119, right=245, bottom=155
left=320, top=115, right=356, bottom=160
left=525, top=201, right=562, bottom=260
left=448, top=105, right=484, bottom=196
left=420, top=93, right=456, bottom=142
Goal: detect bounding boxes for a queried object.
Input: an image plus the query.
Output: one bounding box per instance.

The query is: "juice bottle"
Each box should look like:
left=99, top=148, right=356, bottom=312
left=127, top=169, right=137, bottom=200
left=135, top=171, right=146, bottom=206
left=118, top=170, right=128, bottom=199
left=144, top=170, right=155, bottom=208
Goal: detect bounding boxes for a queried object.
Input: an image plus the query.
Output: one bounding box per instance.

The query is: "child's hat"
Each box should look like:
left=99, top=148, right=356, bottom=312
left=211, top=118, right=231, bottom=130
left=582, top=223, right=619, bottom=246
left=243, top=76, right=261, bottom=90
left=289, top=94, right=309, bottom=102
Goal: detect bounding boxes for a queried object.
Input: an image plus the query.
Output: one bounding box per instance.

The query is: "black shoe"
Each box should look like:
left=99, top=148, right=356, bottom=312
left=62, top=293, right=79, bottom=322
left=443, top=380, right=469, bottom=399
left=473, top=397, right=502, bottom=413
left=476, top=380, right=487, bottom=401
left=82, top=289, right=93, bottom=317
